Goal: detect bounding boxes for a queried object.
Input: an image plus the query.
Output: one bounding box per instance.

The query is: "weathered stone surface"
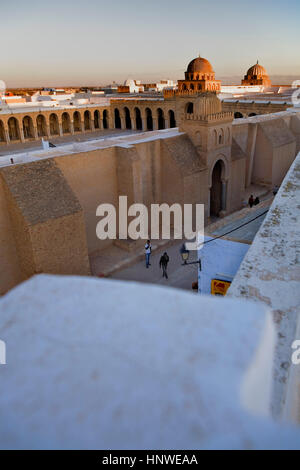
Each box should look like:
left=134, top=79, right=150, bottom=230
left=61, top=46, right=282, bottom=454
left=162, top=134, right=205, bottom=175
left=0, top=159, right=82, bottom=226
left=229, top=152, right=300, bottom=418
left=0, top=159, right=90, bottom=279
left=231, top=138, right=247, bottom=161
left=259, top=118, right=295, bottom=148
left=0, top=274, right=300, bottom=449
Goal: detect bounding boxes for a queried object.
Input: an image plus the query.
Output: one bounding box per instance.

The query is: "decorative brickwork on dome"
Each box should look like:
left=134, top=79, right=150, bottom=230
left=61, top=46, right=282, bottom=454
left=242, top=61, right=272, bottom=87
left=177, top=56, right=221, bottom=94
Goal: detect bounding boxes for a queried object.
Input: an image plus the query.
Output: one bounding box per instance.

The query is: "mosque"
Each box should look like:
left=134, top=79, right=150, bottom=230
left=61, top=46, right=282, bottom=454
left=0, top=56, right=300, bottom=449
left=0, top=54, right=299, bottom=293
left=0, top=55, right=293, bottom=146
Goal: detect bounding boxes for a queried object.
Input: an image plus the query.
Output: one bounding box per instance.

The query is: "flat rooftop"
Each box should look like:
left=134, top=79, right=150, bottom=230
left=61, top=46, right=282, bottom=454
left=0, top=128, right=182, bottom=167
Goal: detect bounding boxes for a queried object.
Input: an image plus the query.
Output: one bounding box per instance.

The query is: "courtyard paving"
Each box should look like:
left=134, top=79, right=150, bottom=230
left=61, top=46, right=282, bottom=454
left=91, top=191, right=274, bottom=292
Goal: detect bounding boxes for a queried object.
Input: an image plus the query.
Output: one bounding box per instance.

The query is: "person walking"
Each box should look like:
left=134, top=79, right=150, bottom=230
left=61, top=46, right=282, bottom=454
left=248, top=195, right=254, bottom=208
left=254, top=196, right=260, bottom=206
left=159, top=252, right=169, bottom=279
left=145, top=240, right=152, bottom=268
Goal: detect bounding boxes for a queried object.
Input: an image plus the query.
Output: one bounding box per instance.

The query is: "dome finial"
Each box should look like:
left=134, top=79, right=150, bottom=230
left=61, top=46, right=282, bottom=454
left=257, top=59, right=259, bottom=64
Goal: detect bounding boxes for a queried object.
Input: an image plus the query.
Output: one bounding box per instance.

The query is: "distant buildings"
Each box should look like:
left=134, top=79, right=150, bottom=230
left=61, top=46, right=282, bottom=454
left=1, top=55, right=297, bottom=147
left=117, top=78, right=176, bottom=94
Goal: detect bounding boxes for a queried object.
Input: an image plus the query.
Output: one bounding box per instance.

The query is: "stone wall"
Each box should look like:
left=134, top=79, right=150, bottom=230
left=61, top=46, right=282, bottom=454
left=232, top=110, right=300, bottom=188
left=0, top=109, right=299, bottom=294
left=0, top=178, right=22, bottom=294
left=0, top=159, right=90, bottom=288
left=55, top=147, right=118, bottom=255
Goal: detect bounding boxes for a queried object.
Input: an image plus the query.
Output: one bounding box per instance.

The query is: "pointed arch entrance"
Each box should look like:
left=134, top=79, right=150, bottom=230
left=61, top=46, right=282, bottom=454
left=36, top=114, right=47, bottom=137
left=210, top=160, right=227, bottom=217
left=135, top=107, right=142, bottom=130
left=23, top=116, right=34, bottom=139
left=114, top=109, right=121, bottom=129
left=84, top=111, right=91, bottom=131
left=0, top=120, right=5, bottom=143
left=103, top=110, right=108, bottom=129
left=124, top=107, right=132, bottom=129
left=186, top=102, right=194, bottom=114
left=157, top=108, right=165, bottom=130
left=49, top=114, right=59, bottom=136
left=169, top=110, right=176, bottom=128
left=8, top=117, right=20, bottom=141
left=73, top=111, right=81, bottom=132
left=94, top=110, right=100, bottom=129
left=146, top=108, right=153, bottom=131
left=62, top=112, right=71, bottom=134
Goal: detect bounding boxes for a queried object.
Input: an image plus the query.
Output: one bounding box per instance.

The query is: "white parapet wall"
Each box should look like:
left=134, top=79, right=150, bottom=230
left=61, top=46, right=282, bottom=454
left=0, top=274, right=300, bottom=449
left=228, top=151, right=300, bottom=419
left=283, top=314, right=300, bottom=423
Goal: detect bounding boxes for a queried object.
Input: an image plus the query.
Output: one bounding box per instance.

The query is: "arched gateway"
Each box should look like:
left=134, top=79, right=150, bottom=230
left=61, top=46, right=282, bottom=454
left=210, top=160, right=226, bottom=217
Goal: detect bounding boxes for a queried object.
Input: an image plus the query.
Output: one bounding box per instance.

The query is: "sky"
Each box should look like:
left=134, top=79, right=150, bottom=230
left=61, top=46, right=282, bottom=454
left=1, top=0, right=300, bottom=87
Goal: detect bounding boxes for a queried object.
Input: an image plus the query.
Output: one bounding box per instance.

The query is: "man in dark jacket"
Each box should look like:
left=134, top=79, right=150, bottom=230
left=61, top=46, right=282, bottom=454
left=248, top=195, right=254, bottom=208
left=159, top=252, right=169, bottom=279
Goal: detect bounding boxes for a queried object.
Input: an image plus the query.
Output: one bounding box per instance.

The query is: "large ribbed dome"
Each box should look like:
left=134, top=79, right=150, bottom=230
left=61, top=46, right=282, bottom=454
left=187, top=56, right=214, bottom=74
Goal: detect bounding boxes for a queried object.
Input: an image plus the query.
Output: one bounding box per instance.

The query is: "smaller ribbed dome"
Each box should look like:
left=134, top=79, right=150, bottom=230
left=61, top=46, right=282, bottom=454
left=246, top=61, right=268, bottom=78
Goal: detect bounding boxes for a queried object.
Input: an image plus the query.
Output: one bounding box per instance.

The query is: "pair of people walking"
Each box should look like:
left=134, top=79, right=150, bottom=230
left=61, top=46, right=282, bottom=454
left=144, top=240, right=170, bottom=279
left=248, top=195, right=260, bottom=208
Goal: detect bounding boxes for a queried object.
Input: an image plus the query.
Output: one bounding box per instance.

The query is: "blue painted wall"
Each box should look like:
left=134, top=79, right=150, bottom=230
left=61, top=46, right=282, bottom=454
left=198, top=237, right=250, bottom=295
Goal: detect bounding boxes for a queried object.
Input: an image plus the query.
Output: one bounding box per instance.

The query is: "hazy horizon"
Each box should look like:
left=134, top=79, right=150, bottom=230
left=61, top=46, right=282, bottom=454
left=5, top=75, right=299, bottom=90
left=1, top=0, right=299, bottom=88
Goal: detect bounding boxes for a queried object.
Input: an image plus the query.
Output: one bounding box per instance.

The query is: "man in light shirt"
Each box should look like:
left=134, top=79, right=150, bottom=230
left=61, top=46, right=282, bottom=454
left=145, top=240, right=152, bottom=268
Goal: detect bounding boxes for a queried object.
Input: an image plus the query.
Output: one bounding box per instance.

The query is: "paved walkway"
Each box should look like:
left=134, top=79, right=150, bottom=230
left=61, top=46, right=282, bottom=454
left=91, top=193, right=274, bottom=292
left=243, top=184, right=270, bottom=204
left=207, top=191, right=273, bottom=234
left=208, top=198, right=273, bottom=243
left=109, top=240, right=199, bottom=292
